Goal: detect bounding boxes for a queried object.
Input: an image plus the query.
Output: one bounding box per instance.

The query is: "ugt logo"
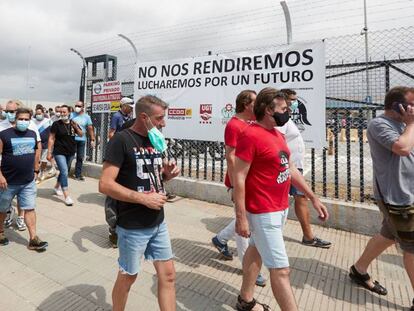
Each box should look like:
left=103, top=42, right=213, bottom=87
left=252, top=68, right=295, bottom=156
left=199, top=104, right=212, bottom=124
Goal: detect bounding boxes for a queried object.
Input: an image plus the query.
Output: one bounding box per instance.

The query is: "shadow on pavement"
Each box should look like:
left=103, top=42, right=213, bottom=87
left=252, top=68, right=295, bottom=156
left=72, top=224, right=112, bottom=252
left=37, top=284, right=112, bottom=311
left=200, top=217, right=233, bottom=235
left=172, top=238, right=242, bottom=274
left=290, top=257, right=405, bottom=309
left=77, top=192, right=106, bottom=206
left=4, top=227, right=29, bottom=246
left=150, top=272, right=239, bottom=311
left=36, top=188, right=66, bottom=204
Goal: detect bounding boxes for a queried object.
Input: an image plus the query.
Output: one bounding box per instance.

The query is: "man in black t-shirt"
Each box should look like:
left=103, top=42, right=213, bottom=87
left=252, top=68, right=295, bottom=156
left=99, top=95, right=180, bottom=311
left=0, top=108, right=48, bottom=251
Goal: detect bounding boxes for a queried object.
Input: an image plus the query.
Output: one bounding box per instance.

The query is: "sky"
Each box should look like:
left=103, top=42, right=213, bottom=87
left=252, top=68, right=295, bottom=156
left=0, top=0, right=413, bottom=104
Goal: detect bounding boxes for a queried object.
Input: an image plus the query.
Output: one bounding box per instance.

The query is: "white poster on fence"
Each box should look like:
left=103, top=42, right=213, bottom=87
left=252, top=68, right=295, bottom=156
left=134, top=41, right=326, bottom=148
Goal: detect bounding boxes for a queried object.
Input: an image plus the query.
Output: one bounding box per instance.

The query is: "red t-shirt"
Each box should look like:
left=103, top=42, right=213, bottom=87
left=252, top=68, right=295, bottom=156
left=224, top=117, right=251, bottom=188
left=236, top=123, right=291, bottom=214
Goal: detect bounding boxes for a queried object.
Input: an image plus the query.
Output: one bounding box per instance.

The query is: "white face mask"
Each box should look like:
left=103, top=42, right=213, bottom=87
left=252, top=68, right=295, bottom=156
left=74, top=107, right=82, bottom=113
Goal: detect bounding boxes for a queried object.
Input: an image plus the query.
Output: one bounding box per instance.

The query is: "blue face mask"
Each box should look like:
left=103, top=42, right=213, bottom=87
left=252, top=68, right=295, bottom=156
left=146, top=118, right=167, bottom=153
left=16, top=120, right=30, bottom=132
left=35, top=114, right=44, bottom=121
left=7, top=112, right=16, bottom=122
left=290, top=100, right=299, bottom=111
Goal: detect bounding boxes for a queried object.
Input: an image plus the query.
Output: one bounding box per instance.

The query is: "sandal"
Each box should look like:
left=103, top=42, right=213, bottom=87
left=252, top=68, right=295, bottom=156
left=236, top=295, right=271, bottom=311
left=349, top=265, right=387, bottom=295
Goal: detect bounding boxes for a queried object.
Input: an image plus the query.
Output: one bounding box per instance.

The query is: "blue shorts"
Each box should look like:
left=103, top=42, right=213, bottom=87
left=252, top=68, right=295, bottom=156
left=116, top=221, right=173, bottom=275
left=289, top=168, right=304, bottom=196
left=247, top=209, right=289, bottom=269
left=0, top=180, right=36, bottom=213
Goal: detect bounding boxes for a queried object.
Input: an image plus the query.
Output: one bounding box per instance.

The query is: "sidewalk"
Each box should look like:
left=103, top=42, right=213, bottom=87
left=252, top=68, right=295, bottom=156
left=0, top=177, right=411, bottom=311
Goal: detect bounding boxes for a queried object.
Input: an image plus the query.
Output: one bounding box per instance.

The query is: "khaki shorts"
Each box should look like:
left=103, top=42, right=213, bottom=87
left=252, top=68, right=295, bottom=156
left=378, top=201, right=414, bottom=254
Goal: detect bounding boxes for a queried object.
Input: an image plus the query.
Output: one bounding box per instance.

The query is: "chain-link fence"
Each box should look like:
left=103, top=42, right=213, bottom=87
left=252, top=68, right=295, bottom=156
left=80, top=25, right=414, bottom=203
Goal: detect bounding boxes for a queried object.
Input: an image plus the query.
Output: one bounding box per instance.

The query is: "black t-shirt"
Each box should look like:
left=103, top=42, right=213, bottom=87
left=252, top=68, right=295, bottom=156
left=0, top=128, right=38, bottom=185
left=50, top=120, right=77, bottom=155
left=120, top=118, right=135, bottom=130
left=104, top=129, right=165, bottom=229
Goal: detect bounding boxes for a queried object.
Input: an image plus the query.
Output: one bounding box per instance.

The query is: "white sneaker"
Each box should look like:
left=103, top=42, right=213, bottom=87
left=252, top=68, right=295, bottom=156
left=54, top=187, right=63, bottom=196
left=16, top=216, right=26, bottom=231
left=64, top=196, right=74, bottom=206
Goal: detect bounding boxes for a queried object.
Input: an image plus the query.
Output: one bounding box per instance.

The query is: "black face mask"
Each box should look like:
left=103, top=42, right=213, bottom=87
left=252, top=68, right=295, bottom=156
left=273, top=111, right=290, bottom=126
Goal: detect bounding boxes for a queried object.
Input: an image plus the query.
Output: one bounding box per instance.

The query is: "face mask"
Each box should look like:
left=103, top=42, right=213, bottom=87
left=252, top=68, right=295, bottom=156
left=74, top=107, right=82, bottom=113
left=7, top=112, right=16, bottom=122
left=146, top=118, right=167, bottom=153
left=16, top=120, right=30, bottom=132
left=61, top=115, right=69, bottom=121
left=273, top=111, right=290, bottom=127
left=55, top=112, right=61, bottom=117
left=35, top=114, right=44, bottom=121
left=290, top=100, right=299, bottom=111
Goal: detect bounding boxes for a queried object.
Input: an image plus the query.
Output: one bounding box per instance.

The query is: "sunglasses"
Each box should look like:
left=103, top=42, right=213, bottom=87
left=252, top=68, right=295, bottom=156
left=5, top=110, right=16, bottom=113
left=75, top=105, right=83, bottom=108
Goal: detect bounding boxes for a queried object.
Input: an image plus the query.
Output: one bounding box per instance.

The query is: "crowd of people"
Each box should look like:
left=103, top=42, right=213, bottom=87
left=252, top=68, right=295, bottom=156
left=0, top=86, right=413, bottom=311
left=0, top=99, right=96, bottom=251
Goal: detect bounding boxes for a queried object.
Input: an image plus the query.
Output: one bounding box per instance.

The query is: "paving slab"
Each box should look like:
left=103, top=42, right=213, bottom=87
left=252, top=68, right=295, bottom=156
left=0, top=177, right=411, bottom=311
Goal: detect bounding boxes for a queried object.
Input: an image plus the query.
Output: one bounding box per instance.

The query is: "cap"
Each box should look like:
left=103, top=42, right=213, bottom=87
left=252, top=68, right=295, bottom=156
left=120, top=97, right=134, bottom=106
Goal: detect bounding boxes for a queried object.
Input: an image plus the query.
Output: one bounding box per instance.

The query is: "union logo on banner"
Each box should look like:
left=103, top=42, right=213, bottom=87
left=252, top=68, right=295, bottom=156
left=199, top=104, right=212, bottom=124
left=221, top=103, right=235, bottom=125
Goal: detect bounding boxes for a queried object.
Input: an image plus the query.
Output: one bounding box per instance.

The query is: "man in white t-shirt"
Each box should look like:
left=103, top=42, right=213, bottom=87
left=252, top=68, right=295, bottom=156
left=278, top=89, right=331, bottom=248
left=1, top=100, right=41, bottom=231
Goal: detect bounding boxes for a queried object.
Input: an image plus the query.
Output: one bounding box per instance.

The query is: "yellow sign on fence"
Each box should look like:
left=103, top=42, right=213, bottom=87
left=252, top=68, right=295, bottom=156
left=110, top=101, right=120, bottom=112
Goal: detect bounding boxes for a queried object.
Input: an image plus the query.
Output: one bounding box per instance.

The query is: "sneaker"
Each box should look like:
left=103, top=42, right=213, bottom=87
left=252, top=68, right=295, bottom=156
left=212, top=236, right=233, bottom=260
left=16, top=216, right=26, bottom=231
left=28, top=236, right=48, bottom=251
left=4, top=208, right=14, bottom=228
left=0, top=232, right=9, bottom=246
left=47, top=167, right=57, bottom=178
left=302, top=237, right=332, bottom=249
left=54, top=187, right=63, bottom=196
left=64, top=196, right=74, bottom=206
left=255, top=273, right=267, bottom=287
left=74, top=176, right=85, bottom=181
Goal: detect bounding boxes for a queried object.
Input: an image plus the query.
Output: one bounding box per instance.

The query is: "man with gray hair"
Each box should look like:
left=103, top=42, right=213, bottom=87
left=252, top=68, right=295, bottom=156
left=99, top=95, right=180, bottom=311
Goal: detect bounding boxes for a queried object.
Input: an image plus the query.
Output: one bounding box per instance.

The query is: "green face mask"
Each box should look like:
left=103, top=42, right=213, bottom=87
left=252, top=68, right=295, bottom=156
left=290, top=100, right=299, bottom=111
left=146, top=117, right=167, bottom=153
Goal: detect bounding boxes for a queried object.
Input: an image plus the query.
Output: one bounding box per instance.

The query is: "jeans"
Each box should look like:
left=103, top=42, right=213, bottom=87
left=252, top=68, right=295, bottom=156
left=54, top=154, right=74, bottom=191
left=75, top=140, right=86, bottom=178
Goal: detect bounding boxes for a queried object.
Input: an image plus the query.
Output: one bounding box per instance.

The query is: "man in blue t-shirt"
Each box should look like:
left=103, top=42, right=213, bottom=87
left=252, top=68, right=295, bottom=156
left=108, top=97, right=133, bottom=139
left=0, top=108, right=48, bottom=251
left=70, top=101, right=95, bottom=181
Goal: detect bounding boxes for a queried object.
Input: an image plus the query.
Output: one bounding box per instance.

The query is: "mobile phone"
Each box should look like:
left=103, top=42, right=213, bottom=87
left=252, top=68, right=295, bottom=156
left=392, top=102, right=408, bottom=115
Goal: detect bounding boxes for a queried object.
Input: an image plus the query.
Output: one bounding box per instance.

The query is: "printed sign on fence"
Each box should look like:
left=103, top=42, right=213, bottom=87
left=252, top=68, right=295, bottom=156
left=134, top=41, right=326, bottom=148
left=92, top=81, right=121, bottom=113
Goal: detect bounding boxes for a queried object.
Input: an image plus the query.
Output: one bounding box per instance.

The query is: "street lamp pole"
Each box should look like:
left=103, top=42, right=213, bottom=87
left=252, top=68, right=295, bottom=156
left=280, top=1, right=292, bottom=44
left=70, top=48, right=88, bottom=103
left=362, top=0, right=370, bottom=101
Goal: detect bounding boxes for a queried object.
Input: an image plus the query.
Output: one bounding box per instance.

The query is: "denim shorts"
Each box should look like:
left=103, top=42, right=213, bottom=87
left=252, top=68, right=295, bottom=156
left=247, top=209, right=289, bottom=269
left=289, top=168, right=304, bottom=196
left=0, top=180, right=36, bottom=213
left=116, top=221, right=173, bottom=275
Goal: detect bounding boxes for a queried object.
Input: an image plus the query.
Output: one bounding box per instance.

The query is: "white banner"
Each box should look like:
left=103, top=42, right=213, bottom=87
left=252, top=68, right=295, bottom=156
left=92, top=80, right=122, bottom=113
left=134, top=41, right=326, bottom=148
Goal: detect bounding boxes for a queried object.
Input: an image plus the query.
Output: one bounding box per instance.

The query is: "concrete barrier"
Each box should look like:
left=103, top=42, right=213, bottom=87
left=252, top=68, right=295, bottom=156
left=84, top=162, right=382, bottom=236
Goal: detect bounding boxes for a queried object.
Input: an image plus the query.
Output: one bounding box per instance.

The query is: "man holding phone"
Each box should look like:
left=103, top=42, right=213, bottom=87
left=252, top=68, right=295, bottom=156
left=99, top=95, right=180, bottom=311
left=350, top=87, right=414, bottom=310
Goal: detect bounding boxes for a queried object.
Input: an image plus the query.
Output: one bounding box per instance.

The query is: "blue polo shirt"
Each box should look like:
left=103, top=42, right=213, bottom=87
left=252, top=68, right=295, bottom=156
left=70, top=112, right=93, bottom=142
left=110, top=111, right=131, bottom=133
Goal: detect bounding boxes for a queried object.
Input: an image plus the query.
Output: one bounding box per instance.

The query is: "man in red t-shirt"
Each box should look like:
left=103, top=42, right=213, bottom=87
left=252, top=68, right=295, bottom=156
left=211, top=90, right=266, bottom=287
left=233, top=88, right=329, bottom=311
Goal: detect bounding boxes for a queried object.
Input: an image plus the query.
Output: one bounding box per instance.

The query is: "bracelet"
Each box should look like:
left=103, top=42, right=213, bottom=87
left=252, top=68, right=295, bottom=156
left=34, top=170, right=40, bottom=174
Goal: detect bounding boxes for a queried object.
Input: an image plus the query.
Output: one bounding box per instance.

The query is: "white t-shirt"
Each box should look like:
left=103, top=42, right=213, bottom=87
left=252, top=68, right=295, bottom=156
left=277, top=119, right=305, bottom=169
